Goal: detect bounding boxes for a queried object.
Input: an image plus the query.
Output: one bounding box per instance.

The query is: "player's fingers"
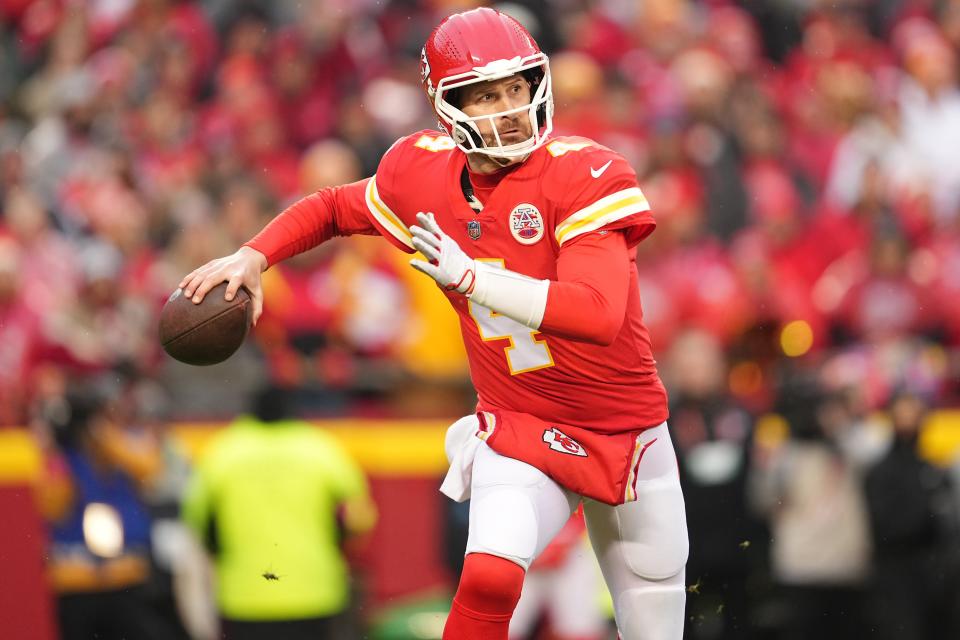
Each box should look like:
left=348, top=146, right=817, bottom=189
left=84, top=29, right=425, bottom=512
left=410, top=229, right=442, bottom=257
left=425, top=212, right=444, bottom=237
left=416, top=212, right=443, bottom=237
left=411, top=236, right=440, bottom=263
left=191, top=276, right=227, bottom=304
left=178, top=270, right=197, bottom=290
left=180, top=272, right=202, bottom=298
left=181, top=264, right=218, bottom=298
left=248, top=283, right=264, bottom=326
left=223, top=275, right=245, bottom=302
left=409, top=224, right=437, bottom=242
left=182, top=257, right=225, bottom=289
left=410, top=259, right=440, bottom=280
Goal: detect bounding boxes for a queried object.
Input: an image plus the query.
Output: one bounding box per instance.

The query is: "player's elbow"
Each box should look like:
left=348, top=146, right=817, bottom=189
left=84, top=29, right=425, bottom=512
left=578, top=312, right=622, bottom=346
left=542, top=296, right=624, bottom=345
left=592, top=324, right=622, bottom=347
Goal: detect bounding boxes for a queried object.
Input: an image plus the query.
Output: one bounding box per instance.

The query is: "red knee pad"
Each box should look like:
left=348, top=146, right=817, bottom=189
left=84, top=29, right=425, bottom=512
left=454, top=553, right=525, bottom=621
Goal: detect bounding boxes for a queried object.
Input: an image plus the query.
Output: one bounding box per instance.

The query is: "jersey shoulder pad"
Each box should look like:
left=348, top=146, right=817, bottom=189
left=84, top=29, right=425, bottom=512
left=407, top=130, right=458, bottom=154
left=543, top=138, right=653, bottom=247
left=365, top=131, right=435, bottom=253
left=377, top=129, right=451, bottom=176
left=366, top=130, right=456, bottom=253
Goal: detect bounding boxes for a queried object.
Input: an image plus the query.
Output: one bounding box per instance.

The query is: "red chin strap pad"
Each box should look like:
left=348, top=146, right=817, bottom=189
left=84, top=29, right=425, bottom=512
left=442, top=552, right=526, bottom=639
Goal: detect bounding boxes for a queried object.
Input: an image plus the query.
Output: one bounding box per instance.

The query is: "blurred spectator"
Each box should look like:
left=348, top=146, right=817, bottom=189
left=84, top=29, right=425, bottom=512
left=863, top=388, right=959, bottom=640
left=749, top=374, right=871, bottom=640
left=127, top=377, right=199, bottom=640
left=665, top=331, right=763, bottom=640
left=893, top=18, right=960, bottom=222
left=181, top=385, right=377, bottom=640
left=38, top=239, right=157, bottom=376
left=2, top=186, right=78, bottom=316
left=35, top=383, right=178, bottom=640
left=828, top=228, right=943, bottom=345
left=0, top=236, right=40, bottom=425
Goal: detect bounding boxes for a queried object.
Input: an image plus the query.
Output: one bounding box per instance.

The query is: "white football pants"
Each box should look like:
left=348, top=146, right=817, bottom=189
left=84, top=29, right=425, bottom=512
left=463, top=421, right=689, bottom=640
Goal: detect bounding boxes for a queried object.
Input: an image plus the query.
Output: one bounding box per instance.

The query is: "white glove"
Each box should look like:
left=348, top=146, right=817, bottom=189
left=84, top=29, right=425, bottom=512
left=409, top=212, right=478, bottom=295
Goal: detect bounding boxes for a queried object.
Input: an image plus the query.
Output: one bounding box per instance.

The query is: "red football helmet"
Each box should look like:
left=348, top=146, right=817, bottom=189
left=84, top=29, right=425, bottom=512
left=420, top=8, right=553, bottom=159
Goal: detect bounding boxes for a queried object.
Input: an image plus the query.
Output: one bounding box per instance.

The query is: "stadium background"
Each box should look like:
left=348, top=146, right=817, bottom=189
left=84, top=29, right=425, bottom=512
left=2, top=0, right=960, bottom=638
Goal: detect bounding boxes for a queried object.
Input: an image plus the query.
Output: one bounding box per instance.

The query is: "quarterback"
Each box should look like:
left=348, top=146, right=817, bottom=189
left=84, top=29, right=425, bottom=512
left=180, top=8, right=688, bottom=639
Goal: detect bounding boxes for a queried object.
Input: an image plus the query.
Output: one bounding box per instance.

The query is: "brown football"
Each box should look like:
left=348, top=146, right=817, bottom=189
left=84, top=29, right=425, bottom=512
left=158, top=283, right=252, bottom=366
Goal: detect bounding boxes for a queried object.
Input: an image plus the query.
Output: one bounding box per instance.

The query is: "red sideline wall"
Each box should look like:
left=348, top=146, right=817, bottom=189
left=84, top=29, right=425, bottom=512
left=5, top=411, right=960, bottom=626
left=0, top=431, right=57, bottom=640
left=0, top=420, right=456, bottom=630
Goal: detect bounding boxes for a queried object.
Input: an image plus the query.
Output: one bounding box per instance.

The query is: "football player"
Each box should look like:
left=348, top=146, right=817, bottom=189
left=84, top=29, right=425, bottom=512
left=179, top=8, right=688, bottom=639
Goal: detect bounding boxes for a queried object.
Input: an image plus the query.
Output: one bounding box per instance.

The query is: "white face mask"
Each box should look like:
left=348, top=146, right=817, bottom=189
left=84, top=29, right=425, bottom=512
left=432, top=53, right=554, bottom=159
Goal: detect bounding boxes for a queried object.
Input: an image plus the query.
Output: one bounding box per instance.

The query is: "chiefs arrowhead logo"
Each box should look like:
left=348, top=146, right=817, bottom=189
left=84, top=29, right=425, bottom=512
left=542, top=427, right=587, bottom=457
left=420, top=47, right=435, bottom=98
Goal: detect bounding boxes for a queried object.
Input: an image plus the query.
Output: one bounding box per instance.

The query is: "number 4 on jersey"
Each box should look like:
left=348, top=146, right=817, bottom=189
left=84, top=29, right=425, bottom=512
left=468, top=301, right=554, bottom=375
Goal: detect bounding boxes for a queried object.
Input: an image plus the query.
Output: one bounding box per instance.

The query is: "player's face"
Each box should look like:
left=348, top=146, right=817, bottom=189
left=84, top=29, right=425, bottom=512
left=459, top=74, right=534, bottom=147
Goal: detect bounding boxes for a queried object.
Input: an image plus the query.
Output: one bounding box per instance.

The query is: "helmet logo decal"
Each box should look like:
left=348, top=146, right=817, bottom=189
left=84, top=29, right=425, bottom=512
left=420, top=47, right=435, bottom=97
left=509, top=203, right=544, bottom=245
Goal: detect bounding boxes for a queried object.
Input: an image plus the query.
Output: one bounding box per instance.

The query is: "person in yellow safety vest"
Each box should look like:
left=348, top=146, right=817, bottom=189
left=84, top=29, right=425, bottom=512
left=181, top=385, right=376, bottom=640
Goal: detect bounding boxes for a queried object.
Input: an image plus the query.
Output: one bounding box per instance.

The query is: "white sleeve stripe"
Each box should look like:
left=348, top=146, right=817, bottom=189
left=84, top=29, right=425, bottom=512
left=365, top=176, right=414, bottom=249
left=557, top=208, right=650, bottom=247
left=558, top=187, right=647, bottom=230
left=558, top=200, right=650, bottom=245
left=555, top=187, right=649, bottom=244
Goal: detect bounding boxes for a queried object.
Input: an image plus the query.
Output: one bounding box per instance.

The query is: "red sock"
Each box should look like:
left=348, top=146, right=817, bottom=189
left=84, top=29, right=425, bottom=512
left=443, top=553, right=525, bottom=640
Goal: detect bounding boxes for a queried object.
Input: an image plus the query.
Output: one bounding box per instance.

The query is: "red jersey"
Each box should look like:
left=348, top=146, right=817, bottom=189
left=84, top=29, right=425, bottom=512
left=366, top=131, right=668, bottom=433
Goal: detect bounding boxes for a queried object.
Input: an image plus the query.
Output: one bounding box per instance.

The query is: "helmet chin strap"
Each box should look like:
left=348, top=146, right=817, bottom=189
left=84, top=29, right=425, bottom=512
left=452, top=118, right=535, bottom=164
left=465, top=150, right=528, bottom=174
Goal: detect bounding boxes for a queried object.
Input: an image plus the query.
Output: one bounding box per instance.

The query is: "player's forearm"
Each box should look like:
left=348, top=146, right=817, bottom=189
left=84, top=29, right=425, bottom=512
left=244, top=179, right=372, bottom=266
left=470, top=232, right=629, bottom=346
left=469, top=262, right=550, bottom=328
left=539, top=280, right=626, bottom=346
left=540, top=231, right=629, bottom=345
left=470, top=269, right=625, bottom=346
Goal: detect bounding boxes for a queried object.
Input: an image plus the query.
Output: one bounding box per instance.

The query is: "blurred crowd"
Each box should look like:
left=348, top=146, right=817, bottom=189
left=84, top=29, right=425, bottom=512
left=2, top=0, right=960, bottom=418
left=4, top=0, right=960, bottom=638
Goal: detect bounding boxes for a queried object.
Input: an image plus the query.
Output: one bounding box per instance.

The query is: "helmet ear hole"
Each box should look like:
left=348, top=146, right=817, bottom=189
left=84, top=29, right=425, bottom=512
left=445, top=88, right=461, bottom=109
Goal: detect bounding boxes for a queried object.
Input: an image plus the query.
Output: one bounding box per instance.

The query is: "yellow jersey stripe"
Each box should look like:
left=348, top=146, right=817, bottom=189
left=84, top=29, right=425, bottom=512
left=556, top=190, right=650, bottom=245
left=365, top=176, right=414, bottom=249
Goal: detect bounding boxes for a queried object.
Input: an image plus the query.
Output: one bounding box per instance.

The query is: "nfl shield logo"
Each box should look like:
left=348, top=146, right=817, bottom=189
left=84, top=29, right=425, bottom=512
left=467, top=220, right=481, bottom=240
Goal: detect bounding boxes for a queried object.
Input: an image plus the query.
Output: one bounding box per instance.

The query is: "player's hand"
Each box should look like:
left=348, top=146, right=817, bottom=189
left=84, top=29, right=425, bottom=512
left=179, top=246, right=268, bottom=325
left=409, top=212, right=477, bottom=295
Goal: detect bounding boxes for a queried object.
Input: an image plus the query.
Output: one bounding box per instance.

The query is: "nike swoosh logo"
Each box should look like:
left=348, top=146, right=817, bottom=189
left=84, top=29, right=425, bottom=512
left=590, top=160, right=613, bottom=178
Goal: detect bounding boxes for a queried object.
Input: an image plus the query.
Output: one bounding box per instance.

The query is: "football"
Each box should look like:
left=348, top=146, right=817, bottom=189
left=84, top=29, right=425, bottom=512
left=158, top=283, right=252, bottom=366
